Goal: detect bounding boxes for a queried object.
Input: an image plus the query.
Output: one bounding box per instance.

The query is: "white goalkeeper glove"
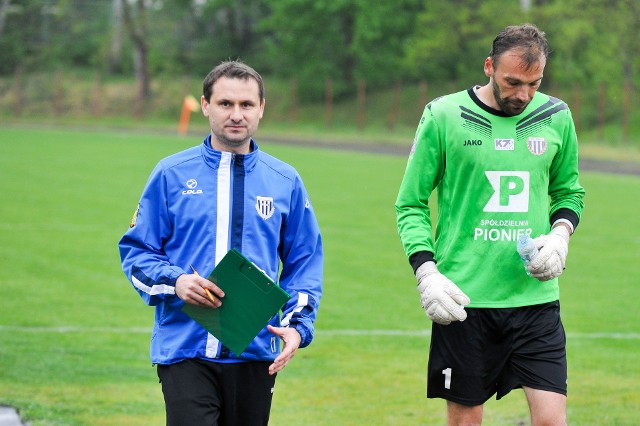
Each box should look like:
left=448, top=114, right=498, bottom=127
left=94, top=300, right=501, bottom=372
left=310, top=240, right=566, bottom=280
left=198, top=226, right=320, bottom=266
left=526, top=226, right=571, bottom=281
left=416, top=262, right=470, bottom=325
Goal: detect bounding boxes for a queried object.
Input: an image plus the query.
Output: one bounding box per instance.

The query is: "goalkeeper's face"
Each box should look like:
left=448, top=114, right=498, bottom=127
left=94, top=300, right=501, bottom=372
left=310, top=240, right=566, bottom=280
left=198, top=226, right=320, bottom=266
left=488, top=49, right=546, bottom=116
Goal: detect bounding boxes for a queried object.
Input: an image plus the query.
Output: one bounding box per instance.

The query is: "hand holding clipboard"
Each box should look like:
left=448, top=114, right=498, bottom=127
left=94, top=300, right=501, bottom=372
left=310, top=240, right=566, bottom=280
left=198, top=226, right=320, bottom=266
left=181, top=249, right=291, bottom=355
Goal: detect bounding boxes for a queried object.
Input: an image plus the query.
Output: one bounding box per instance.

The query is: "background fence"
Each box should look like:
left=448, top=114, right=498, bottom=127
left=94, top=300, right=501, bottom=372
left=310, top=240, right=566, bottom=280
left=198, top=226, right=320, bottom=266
left=1, top=69, right=637, bottom=145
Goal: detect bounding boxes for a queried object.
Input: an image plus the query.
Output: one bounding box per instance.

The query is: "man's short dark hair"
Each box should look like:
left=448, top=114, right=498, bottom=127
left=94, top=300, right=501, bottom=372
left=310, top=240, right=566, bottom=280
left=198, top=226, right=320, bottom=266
left=490, top=24, right=550, bottom=69
left=202, top=60, right=265, bottom=102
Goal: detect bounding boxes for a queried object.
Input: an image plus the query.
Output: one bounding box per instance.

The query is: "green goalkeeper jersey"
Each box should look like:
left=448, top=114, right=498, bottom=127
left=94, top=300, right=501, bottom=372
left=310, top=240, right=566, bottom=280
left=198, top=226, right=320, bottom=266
left=396, top=88, right=585, bottom=308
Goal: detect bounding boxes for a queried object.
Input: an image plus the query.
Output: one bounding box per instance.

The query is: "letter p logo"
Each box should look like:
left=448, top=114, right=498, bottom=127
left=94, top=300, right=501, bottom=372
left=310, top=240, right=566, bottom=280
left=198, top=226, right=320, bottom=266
left=483, top=171, right=529, bottom=212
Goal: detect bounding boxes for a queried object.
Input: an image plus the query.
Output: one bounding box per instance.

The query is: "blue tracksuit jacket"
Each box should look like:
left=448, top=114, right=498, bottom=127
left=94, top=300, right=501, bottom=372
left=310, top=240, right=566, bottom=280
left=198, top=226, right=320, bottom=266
left=118, top=135, right=323, bottom=364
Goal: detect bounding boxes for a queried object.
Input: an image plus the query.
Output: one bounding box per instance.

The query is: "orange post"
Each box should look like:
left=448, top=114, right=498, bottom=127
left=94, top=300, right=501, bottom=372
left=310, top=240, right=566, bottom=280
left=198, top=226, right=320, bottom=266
left=178, top=95, right=201, bottom=135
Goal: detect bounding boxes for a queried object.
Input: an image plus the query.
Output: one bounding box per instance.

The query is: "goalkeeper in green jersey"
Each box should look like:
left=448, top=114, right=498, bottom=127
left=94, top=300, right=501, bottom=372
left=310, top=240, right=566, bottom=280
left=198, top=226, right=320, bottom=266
left=395, top=24, right=585, bottom=425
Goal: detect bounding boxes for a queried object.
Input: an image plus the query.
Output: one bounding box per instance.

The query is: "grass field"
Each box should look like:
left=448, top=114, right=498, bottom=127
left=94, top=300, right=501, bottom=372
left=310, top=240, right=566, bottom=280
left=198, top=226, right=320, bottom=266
left=0, top=126, right=639, bottom=425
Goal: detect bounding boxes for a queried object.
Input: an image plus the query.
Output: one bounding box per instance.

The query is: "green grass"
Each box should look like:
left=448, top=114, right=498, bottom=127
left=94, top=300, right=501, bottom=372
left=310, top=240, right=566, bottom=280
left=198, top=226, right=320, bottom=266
left=0, top=127, right=639, bottom=425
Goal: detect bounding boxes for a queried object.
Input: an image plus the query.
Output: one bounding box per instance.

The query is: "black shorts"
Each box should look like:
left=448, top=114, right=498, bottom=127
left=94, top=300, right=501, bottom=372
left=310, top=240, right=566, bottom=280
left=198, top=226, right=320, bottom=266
left=427, top=301, right=567, bottom=406
left=157, top=359, right=276, bottom=426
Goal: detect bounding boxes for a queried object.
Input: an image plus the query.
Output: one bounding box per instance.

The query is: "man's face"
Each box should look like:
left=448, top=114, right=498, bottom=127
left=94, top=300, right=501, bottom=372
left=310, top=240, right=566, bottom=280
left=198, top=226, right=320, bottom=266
left=201, top=76, right=265, bottom=153
left=485, top=49, right=546, bottom=116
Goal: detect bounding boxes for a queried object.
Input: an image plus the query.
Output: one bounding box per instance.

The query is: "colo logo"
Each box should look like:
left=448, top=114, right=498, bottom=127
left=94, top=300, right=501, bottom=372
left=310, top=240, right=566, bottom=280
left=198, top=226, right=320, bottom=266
left=182, top=178, right=203, bottom=195
left=483, top=171, right=529, bottom=212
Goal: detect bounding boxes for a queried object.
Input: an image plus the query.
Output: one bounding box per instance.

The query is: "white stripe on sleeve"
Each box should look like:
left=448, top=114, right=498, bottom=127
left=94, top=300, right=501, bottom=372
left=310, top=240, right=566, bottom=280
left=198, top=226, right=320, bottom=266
left=281, top=292, right=309, bottom=327
left=132, top=275, right=175, bottom=296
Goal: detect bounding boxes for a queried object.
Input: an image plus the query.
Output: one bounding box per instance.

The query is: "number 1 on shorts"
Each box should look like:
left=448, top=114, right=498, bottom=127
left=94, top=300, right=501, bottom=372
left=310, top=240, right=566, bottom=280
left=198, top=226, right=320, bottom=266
left=442, top=367, right=452, bottom=389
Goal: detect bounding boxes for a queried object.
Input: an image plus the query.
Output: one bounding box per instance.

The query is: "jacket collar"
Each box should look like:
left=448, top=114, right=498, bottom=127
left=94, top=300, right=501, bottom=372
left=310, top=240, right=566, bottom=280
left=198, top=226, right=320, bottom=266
left=200, top=134, right=259, bottom=172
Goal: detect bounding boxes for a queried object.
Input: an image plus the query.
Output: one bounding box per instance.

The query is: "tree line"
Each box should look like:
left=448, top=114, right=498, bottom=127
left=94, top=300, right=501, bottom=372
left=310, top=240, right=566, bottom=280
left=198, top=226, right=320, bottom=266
left=0, top=0, right=638, bottom=123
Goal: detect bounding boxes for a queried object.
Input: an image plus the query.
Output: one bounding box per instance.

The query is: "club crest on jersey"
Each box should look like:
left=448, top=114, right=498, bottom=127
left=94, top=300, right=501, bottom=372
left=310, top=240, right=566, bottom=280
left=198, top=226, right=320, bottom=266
left=527, top=137, right=547, bottom=156
left=256, top=196, right=275, bottom=220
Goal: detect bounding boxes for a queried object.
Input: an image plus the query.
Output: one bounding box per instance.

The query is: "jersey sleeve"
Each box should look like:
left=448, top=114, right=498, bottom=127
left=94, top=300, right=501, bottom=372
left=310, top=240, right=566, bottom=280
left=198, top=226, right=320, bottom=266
left=395, top=104, right=445, bottom=267
left=548, top=108, right=585, bottom=230
left=278, top=173, right=323, bottom=348
left=118, top=163, right=186, bottom=306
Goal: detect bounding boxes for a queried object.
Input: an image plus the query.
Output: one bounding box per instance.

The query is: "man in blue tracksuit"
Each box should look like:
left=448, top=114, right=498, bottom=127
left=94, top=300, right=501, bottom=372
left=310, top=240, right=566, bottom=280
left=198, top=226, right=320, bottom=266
left=118, top=60, right=323, bottom=426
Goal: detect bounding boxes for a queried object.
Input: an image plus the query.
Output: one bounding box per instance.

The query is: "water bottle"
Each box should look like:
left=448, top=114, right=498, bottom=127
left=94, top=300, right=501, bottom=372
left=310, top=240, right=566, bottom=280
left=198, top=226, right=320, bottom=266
left=517, top=234, right=538, bottom=263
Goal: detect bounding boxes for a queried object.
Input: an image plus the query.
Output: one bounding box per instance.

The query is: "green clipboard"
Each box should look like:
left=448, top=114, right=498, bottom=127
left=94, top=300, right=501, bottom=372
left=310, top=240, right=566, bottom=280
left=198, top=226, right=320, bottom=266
left=181, top=249, right=291, bottom=355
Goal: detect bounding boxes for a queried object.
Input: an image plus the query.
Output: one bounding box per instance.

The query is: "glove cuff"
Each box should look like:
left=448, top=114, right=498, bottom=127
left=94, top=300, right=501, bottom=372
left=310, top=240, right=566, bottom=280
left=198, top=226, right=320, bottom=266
left=551, top=225, right=570, bottom=242
left=415, top=261, right=438, bottom=282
